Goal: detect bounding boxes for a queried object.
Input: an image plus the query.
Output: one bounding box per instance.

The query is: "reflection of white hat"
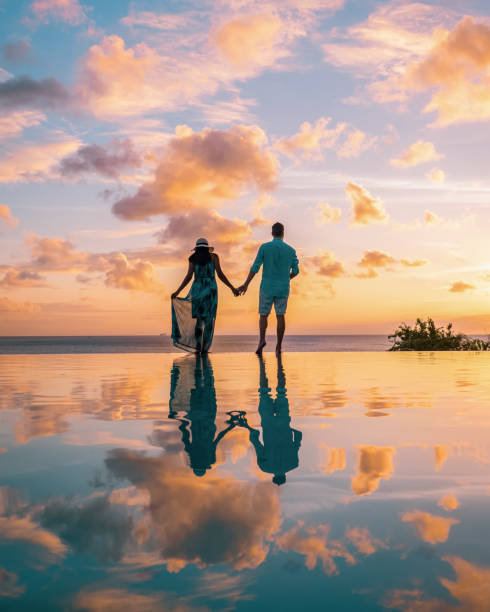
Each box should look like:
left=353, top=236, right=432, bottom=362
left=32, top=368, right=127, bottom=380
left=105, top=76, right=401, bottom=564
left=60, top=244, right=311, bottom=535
left=193, top=237, right=214, bottom=251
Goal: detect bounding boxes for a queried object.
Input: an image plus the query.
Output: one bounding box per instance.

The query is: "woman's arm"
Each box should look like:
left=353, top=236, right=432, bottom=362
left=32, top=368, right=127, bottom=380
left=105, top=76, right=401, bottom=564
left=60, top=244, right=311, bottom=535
left=171, top=262, right=194, bottom=299
left=212, top=254, right=238, bottom=296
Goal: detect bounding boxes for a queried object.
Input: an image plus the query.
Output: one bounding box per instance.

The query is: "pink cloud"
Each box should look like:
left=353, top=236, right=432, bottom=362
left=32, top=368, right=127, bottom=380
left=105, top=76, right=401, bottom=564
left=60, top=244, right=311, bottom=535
left=0, top=205, right=19, bottom=228
left=29, top=0, right=88, bottom=25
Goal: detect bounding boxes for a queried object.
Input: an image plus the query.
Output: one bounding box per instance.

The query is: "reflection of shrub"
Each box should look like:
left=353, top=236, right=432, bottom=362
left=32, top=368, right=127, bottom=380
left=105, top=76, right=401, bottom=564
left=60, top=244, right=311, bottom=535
left=388, top=317, right=490, bottom=351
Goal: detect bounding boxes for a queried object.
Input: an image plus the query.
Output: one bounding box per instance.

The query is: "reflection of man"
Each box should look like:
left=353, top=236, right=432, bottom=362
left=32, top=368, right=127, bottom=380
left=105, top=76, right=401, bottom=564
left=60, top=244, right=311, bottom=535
left=169, top=355, right=236, bottom=476
left=241, top=355, right=302, bottom=485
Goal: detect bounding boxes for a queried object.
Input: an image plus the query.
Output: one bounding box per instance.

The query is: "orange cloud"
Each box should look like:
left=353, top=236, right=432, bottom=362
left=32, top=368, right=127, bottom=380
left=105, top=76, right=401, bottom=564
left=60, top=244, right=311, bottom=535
left=212, top=13, right=286, bottom=70
left=337, top=129, right=376, bottom=158
left=402, top=510, right=459, bottom=544
left=406, top=17, right=490, bottom=127
left=400, top=258, right=427, bottom=267
left=0, top=515, right=67, bottom=556
left=113, top=124, right=277, bottom=220
left=426, top=167, right=446, bottom=183
left=276, top=522, right=355, bottom=575
left=0, top=296, right=41, bottom=313
left=441, top=556, right=490, bottom=610
left=0, top=110, right=45, bottom=140
left=276, top=117, right=346, bottom=159
left=320, top=446, right=346, bottom=474
left=345, top=182, right=388, bottom=226
left=309, top=250, right=346, bottom=278
left=73, top=588, right=165, bottom=612
left=357, top=250, right=396, bottom=269
left=0, top=204, right=18, bottom=228
left=0, top=268, right=45, bottom=287
left=0, top=568, right=25, bottom=599
left=425, top=209, right=441, bottom=225
left=105, top=449, right=282, bottom=571
left=390, top=140, right=443, bottom=168
left=345, top=527, right=386, bottom=555
left=449, top=281, right=475, bottom=293
left=351, top=446, right=395, bottom=496
left=30, top=0, right=88, bottom=25
left=438, top=494, right=459, bottom=511
left=0, top=139, right=81, bottom=183
left=104, top=253, right=164, bottom=293
left=434, top=444, right=451, bottom=471
left=315, top=202, right=341, bottom=225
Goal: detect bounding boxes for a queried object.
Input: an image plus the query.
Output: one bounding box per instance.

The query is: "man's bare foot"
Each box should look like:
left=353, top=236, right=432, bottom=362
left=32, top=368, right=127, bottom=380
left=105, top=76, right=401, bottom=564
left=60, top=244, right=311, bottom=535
left=255, top=340, right=266, bottom=355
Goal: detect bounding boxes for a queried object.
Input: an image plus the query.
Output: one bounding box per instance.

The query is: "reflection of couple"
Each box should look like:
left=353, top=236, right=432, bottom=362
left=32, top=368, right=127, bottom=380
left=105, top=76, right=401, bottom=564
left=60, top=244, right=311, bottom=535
left=171, top=222, right=299, bottom=355
left=169, top=354, right=302, bottom=485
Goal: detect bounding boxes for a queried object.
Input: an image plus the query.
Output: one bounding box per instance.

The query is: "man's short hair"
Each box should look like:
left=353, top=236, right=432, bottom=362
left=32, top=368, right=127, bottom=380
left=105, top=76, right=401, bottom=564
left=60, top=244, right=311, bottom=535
left=272, top=222, right=284, bottom=237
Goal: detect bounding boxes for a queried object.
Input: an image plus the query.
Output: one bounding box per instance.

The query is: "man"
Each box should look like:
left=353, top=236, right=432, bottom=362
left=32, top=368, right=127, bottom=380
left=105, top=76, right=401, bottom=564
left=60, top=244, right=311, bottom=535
left=239, top=222, right=299, bottom=355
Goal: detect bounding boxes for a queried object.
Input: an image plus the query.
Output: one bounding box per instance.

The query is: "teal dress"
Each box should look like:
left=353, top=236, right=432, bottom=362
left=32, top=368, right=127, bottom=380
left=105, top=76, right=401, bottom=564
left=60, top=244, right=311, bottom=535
left=172, top=260, right=218, bottom=353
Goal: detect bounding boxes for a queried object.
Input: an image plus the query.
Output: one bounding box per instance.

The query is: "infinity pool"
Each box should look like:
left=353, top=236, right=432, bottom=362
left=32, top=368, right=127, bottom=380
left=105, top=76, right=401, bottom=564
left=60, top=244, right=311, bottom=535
left=1, top=352, right=490, bottom=610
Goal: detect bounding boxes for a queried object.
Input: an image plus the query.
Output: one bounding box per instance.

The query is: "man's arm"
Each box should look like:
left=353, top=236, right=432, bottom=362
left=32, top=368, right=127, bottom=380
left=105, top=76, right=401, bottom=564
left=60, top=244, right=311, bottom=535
left=239, top=245, right=263, bottom=295
left=290, top=250, right=299, bottom=280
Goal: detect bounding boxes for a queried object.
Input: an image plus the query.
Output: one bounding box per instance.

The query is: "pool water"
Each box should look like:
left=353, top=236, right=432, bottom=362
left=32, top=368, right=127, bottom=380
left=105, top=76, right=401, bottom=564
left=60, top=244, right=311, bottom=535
left=1, top=352, right=490, bottom=611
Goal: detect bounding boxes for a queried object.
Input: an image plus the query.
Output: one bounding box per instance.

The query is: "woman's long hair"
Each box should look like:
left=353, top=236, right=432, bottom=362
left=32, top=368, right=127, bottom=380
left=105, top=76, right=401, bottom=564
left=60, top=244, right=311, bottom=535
left=189, top=246, right=212, bottom=266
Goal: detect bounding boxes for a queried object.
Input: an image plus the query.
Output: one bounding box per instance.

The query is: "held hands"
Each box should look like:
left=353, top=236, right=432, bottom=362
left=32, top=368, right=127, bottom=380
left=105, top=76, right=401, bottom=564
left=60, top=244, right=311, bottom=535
left=237, top=284, right=248, bottom=296
left=232, top=287, right=240, bottom=297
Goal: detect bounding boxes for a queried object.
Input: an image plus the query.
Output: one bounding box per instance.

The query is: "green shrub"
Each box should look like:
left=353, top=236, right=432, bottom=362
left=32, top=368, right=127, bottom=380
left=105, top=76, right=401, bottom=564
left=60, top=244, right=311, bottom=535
left=388, top=317, right=490, bottom=351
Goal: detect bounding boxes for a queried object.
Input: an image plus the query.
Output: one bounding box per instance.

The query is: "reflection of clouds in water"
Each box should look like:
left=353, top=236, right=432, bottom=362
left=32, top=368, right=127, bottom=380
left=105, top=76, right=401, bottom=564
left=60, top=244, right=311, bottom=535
left=351, top=446, right=395, bottom=496
left=345, top=527, right=386, bottom=555
left=73, top=586, right=205, bottom=612
left=0, top=568, right=25, bottom=599
left=276, top=522, right=355, bottom=575
left=319, top=445, right=346, bottom=474
left=434, top=444, right=451, bottom=471
left=105, top=449, right=282, bottom=571
left=0, top=515, right=68, bottom=559
left=402, top=510, right=459, bottom=544
left=438, top=494, right=459, bottom=511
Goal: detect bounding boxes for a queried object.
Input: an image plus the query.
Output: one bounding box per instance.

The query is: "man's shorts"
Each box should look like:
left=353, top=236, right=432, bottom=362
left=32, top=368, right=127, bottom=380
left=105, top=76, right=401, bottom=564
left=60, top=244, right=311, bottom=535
left=259, top=291, right=288, bottom=316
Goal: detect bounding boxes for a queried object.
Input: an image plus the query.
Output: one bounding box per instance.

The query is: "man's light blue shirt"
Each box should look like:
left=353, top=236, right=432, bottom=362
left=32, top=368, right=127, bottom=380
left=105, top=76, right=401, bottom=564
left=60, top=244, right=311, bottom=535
left=251, top=238, right=299, bottom=297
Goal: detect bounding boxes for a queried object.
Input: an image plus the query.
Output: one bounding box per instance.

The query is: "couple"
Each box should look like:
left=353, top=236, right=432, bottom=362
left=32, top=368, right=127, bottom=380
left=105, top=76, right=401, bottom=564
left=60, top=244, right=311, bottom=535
left=171, top=222, right=299, bottom=355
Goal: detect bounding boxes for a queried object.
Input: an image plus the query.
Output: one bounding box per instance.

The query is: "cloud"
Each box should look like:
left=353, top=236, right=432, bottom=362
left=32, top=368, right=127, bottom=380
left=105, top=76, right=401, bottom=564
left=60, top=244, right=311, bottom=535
left=276, top=117, right=346, bottom=159
left=0, top=205, right=19, bottom=228
left=399, top=258, right=427, bottom=267
left=212, top=13, right=290, bottom=70
left=405, top=17, right=490, bottom=127
left=441, top=556, right=490, bottom=609
left=112, top=125, right=277, bottom=220
left=0, top=110, right=45, bottom=140
left=0, top=76, right=70, bottom=111
left=449, top=281, right=475, bottom=293
left=434, top=444, right=451, bottom=471
left=29, top=0, right=88, bottom=25
left=337, top=129, right=376, bottom=159
left=315, top=202, right=341, bottom=225
left=438, top=494, right=459, bottom=511
left=58, top=139, right=141, bottom=179
left=73, top=588, right=163, bottom=612
left=103, top=253, right=164, bottom=293
left=319, top=446, right=345, bottom=474
left=402, top=510, right=459, bottom=544
left=121, top=11, right=194, bottom=31
left=309, top=250, right=346, bottom=278
left=276, top=522, right=355, bottom=575
left=426, top=167, right=446, bottom=183
left=105, top=449, right=282, bottom=571
left=0, top=296, right=41, bottom=313
left=345, top=182, right=388, bottom=226
left=0, top=568, right=25, bottom=599
left=26, top=234, right=86, bottom=270
left=345, top=527, right=386, bottom=555
left=351, top=446, right=395, bottom=496
left=2, top=41, right=32, bottom=63
left=155, top=209, right=251, bottom=257
left=425, top=209, right=441, bottom=225
left=0, top=139, right=81, bottom=183
left=0, top=515, right=67, bottom=557
left=356, top=250, right=396, bottom=277
left=390, top=140, right=444, bottom=168
left=0, top=268, right=45, bottom=288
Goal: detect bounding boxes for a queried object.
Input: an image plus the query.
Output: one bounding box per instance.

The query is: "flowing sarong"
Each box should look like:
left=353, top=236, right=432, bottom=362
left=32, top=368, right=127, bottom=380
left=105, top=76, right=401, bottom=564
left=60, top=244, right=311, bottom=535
left=172, top=261, right=217, bottom=353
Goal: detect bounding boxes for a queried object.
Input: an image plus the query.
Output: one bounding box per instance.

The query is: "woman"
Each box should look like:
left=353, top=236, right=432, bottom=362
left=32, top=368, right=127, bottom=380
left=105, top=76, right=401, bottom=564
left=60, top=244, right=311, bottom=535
left=171, top=238, right=238, bottom=353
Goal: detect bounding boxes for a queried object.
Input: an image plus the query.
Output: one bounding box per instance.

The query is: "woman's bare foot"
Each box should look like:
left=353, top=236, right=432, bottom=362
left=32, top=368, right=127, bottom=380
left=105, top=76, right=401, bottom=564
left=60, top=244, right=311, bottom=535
left=255, top=340, right=266, bottom=355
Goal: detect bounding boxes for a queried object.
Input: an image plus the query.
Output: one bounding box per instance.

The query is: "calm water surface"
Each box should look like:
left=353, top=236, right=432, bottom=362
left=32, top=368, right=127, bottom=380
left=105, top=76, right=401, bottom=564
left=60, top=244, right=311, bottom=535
left=1, top=352, right=490, bottom=610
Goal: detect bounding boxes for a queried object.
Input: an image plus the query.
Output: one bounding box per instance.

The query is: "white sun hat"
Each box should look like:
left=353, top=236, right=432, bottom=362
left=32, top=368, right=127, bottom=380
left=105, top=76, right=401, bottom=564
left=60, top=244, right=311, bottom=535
left=193, top=237, right=214, bottom=251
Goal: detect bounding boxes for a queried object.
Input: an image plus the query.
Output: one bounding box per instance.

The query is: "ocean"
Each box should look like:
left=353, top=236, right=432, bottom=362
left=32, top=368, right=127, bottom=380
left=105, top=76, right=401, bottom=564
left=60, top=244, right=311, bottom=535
left=0, top=334, right=392, bottom=353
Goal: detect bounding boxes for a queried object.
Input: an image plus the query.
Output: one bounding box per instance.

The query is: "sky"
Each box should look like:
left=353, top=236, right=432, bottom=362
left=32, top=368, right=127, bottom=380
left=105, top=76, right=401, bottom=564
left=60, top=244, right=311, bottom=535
left=0, top=0, right=490, bottom=335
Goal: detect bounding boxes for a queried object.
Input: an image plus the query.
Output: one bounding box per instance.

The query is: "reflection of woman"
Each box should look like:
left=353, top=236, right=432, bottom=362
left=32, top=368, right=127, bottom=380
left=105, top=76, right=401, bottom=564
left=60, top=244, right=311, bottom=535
left=171, top=238, right=238, bottom=353
left=170, top=354, right=236, bottom=476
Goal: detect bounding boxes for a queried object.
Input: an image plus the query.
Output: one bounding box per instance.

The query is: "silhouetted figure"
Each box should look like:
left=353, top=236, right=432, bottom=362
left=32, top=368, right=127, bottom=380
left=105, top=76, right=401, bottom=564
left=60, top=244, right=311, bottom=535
left=239, top=355, right=302, bottom=485
left=169, top=354, right=236, bottom=476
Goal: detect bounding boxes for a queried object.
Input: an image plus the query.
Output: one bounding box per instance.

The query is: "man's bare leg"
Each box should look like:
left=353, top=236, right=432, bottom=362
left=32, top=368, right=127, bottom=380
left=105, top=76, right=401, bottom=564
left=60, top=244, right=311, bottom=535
left=256, top=315, right=268, bottom=355
left=276, top=314, right=285, bottom=355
